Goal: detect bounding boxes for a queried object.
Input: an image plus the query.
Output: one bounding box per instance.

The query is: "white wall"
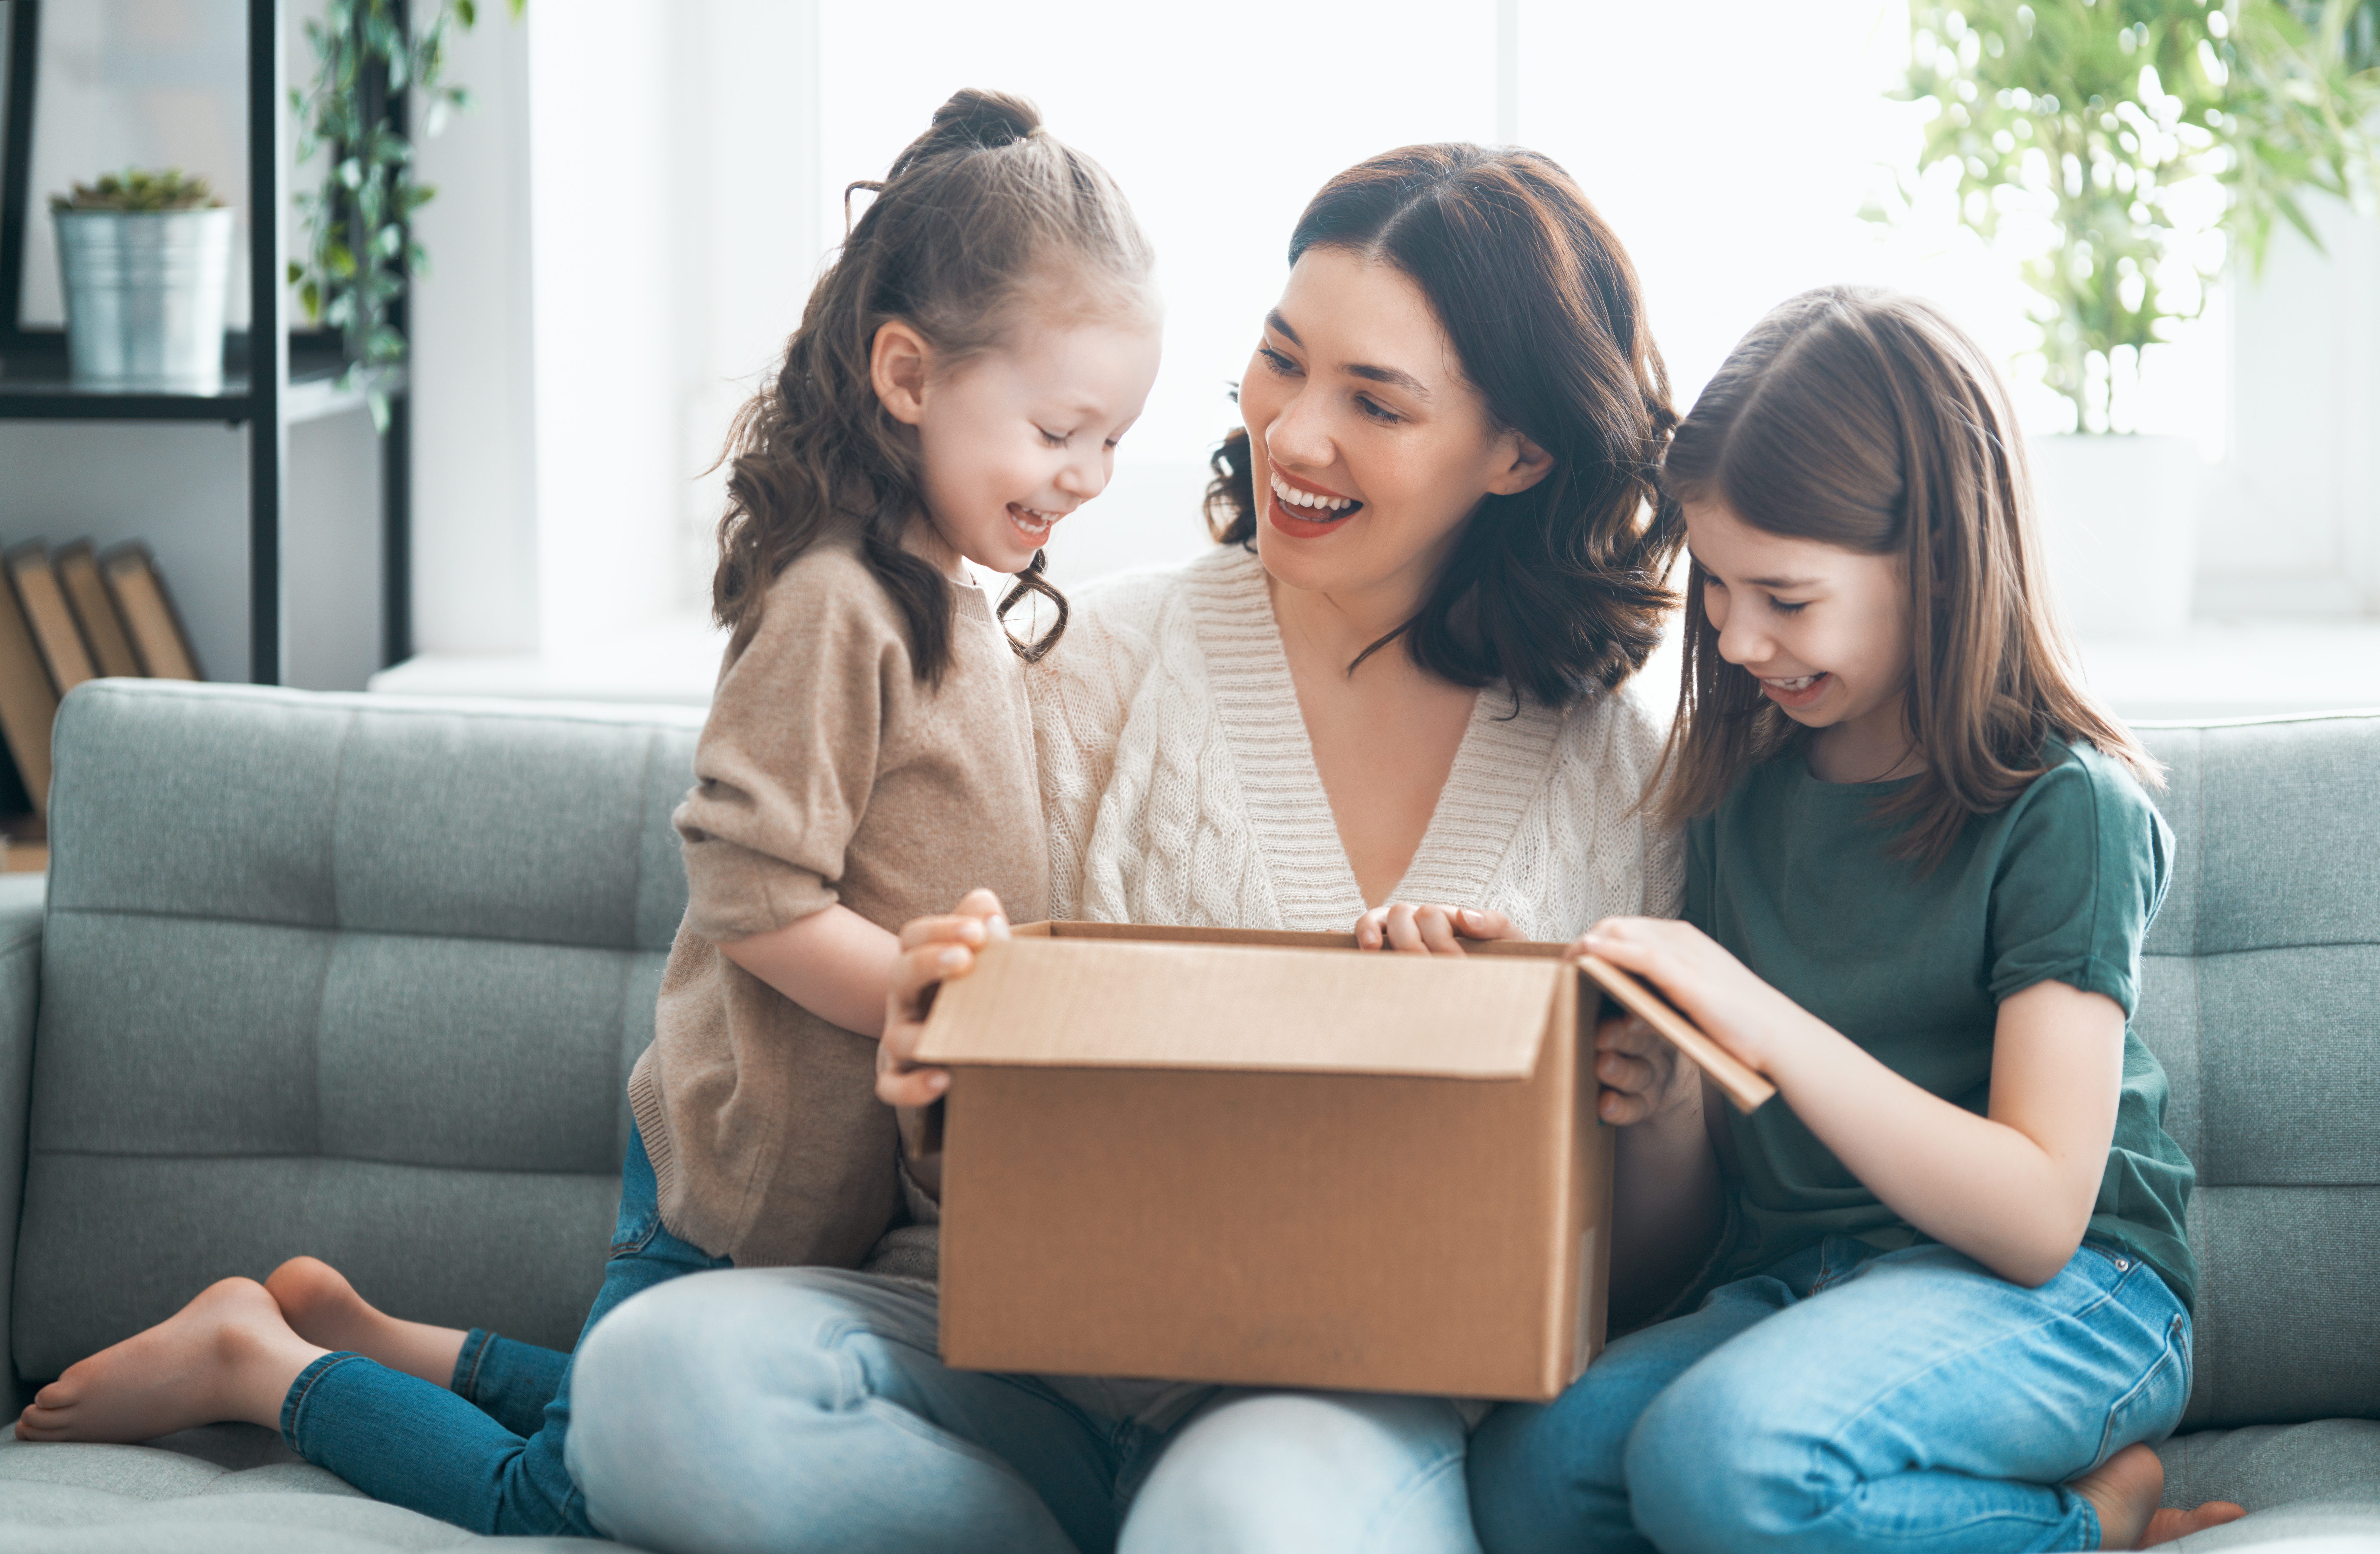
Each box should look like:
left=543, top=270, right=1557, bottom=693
left=2204, top=203, right=2380, bottom=617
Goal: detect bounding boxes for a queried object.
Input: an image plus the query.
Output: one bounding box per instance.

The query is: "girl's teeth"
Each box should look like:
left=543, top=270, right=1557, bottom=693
left=1270, top=473, right=1355, bottom=512
left=1764, top=674, right=1819, bottom=691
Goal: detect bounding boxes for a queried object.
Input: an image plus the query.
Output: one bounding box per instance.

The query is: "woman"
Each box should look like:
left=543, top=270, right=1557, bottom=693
left=566, top=143, right=1689, bottom=1554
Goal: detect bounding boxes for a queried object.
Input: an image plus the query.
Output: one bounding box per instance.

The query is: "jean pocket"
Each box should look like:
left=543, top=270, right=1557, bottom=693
left=2093, top=1312, right=2190, bottom=1468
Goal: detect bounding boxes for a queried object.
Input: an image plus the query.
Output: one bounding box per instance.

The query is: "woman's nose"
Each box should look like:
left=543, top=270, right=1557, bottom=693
left=1262, top=386, right=1333, bottom=472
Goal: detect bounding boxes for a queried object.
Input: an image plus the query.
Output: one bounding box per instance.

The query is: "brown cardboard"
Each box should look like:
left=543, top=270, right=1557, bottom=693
left=916, top=922, right=1612, bottom=1401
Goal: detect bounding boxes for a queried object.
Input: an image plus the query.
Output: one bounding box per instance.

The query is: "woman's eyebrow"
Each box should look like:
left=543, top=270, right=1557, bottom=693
left=1265, top=310, right=1431, bottom=400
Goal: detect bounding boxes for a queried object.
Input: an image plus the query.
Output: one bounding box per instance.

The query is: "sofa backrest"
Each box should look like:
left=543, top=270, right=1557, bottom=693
left=13, top=682, right=699, bottom=1382
left=2135, top=713, right=2380, bottom=1429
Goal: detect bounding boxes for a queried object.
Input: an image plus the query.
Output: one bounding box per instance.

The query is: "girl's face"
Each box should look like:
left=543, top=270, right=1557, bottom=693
left=1686, top=498, right=1916, bottom=775
left=877, top=305, right=1161, bottom=576
left=1237, top=247, right=1549, bottom=607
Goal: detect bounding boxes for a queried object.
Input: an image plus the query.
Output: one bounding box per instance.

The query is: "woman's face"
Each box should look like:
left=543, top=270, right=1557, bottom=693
left=1238, top=247, right=1549, bottom=605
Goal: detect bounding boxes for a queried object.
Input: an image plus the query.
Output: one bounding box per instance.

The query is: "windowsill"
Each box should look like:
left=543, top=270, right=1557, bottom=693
left=367, top=615, right=727, bottom=706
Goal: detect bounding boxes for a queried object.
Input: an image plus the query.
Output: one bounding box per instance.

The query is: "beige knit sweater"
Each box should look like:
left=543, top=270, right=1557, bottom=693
left=1032, top=543, right=1684, bottom=938
left=628, top=536, right=1046, bottom=1270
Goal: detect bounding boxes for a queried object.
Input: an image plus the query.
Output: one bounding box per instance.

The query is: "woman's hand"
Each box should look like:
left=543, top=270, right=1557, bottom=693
left=1352, top=903, right=1524, bottom=955
left=1592, top=1009, right=1700, bottom=1128
left=1578, top=916, right=1820, bottom=1076
left=876, top=888, right=1009, bottom=1109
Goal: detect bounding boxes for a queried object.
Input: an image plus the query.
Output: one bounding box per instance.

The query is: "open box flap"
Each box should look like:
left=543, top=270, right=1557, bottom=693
left=915, top=935, right=1563, bottom=1079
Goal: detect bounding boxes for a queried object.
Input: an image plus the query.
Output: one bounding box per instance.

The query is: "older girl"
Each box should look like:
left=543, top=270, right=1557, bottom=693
left=568, top=144, right=1687, bottom=1554
left=1467, top=288, right=2246, bottom=1553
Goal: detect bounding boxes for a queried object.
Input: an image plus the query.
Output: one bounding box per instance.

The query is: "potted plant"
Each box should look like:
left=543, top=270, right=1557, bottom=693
left=1882, top=0, right=2380, bottom=636
left=48, top=169, right=235, bottom=394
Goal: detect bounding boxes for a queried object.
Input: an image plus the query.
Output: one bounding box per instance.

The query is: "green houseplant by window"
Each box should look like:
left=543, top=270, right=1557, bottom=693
left=1881, top=0, right=2379, bottom=635
left=287, top=0, right=523, bottom=429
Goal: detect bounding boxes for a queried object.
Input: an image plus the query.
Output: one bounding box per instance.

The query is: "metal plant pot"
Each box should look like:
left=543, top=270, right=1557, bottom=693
left=52, top=206, right=235, bottom=392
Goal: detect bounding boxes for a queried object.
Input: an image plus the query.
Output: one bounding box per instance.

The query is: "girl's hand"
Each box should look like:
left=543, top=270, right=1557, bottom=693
left=1592, top=1010, right=1700, bottom=1127
left=876, top=889, right=1009, bottom=1109
left=1353, top=903, right=1523, bottom=955
left=1578, top=916, right=1818, bottom=1077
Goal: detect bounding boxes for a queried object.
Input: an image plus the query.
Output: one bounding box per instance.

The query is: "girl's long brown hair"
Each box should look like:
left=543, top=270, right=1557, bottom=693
left=1656, top=286, right=2160, bottom=865
left=1204, top=144, right=1683, bottom=706
left=712, top=89, right=1153, bottom=680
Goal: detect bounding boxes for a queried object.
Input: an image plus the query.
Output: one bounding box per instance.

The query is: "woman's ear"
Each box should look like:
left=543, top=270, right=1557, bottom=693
left=870, top=320, right=934, bottom=426
left=1486, top=431, right=1555, bottom=497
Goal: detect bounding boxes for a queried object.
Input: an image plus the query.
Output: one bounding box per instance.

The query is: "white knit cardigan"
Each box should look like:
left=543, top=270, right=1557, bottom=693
left=1030, top=544, right=1684, bottom=937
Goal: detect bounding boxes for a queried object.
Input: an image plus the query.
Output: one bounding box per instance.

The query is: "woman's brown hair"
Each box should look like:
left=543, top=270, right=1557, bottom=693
left=711, top=89, right=1154, bottom=679
left=1205, top=144, right=1683, bottom=707
left=1656, top=285, right=2160, bottom=865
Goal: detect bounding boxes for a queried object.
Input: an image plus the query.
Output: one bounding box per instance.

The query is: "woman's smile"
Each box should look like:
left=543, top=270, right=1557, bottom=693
left=1266, top=468, right=1364, bottom=538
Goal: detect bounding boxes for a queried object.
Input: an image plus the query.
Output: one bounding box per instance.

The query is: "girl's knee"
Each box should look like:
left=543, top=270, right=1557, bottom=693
left=1624, top=1367, right=1836, bottom=1554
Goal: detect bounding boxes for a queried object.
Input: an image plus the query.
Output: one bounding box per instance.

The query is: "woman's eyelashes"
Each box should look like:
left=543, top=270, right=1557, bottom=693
left=1255, top=343, right=1401, bottom=425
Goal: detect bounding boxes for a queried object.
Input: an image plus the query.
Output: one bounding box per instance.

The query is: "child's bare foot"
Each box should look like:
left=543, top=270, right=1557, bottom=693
left=2073, top=1443, right=2249, bottom=1548
left=2139, top=1502, right=2249, bottom=1547
left=13, top=1278, right=323, bottom=1443
left=264, top=1256, right=467, bottom=1387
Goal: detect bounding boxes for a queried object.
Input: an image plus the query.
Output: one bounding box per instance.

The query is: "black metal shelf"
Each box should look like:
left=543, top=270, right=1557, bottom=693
left=0, top=329, right=402, bottom=424
left=0, top=0, right=414, bottom=680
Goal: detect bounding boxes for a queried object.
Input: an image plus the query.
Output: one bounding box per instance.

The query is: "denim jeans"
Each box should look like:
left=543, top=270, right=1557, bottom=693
left=1468, top=1236, right=2192, bottom=1554
left=278, top=1126, right=729, bottom=1536
left=565, top=1266, right=1484, bottom=1554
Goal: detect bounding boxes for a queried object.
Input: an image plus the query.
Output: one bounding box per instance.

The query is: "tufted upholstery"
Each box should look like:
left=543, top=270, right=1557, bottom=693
left=2132, top=717, right=2380, bottom=1436
left=0, top=687, right=2370, bottom=1553
left=9, top=681, right=699, bottom=1392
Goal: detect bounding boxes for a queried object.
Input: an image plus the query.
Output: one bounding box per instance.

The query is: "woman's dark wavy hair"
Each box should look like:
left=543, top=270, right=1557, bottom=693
left=1204, top=144, right=1684, bottom=706
left=712, top=89, right=1153, bottom=680
left=1654, top=286, right=2161, bottom=866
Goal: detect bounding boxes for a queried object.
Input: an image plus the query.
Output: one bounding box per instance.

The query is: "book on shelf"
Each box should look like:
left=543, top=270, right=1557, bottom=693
left=0, top=538, right=206, bottom=826
left=53, top=542, right=144, bottom=680
left=0, top=571, right=59, bottom=818
left=100, top=543, right=203, bottom=681
left=5, top=544, right=99, bottom=696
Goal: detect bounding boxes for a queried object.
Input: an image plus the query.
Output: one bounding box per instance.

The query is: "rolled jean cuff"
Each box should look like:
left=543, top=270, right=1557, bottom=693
left=280, top=1351, right=367, bottom=1457
left=449, top=1327, right=497, bottom=1402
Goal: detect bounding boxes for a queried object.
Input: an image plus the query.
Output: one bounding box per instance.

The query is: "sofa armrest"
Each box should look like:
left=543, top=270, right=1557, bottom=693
left=0, top=874, right=44, bottom=1412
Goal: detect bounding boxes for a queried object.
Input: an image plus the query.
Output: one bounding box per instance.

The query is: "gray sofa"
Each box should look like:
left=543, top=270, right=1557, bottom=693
left=0, top=680, right=2369, bottom=1552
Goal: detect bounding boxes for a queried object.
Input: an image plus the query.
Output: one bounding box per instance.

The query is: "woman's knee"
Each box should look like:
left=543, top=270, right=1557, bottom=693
left=1122, top=1391, right=1476, bottom=1554
left=566, top=1269, right=901, bottom=1551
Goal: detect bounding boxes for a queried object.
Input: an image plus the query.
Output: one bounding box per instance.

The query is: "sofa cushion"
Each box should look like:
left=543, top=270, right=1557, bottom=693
left=0, top=1429, right=625, bottom=1551
left=14, top=684, right=701, bottom=1382
left=2134, top=717, right=2380, bottom=1430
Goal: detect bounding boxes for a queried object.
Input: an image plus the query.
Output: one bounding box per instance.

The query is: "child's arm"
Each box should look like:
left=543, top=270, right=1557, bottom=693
left=1585, top=917, right=2123, bottom=1288
left=721, top=905, right=903, bottom=1038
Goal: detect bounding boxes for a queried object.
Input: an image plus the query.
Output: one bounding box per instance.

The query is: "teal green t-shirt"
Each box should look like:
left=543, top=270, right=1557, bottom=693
left=1688, top=739, right=2198, bottom=1310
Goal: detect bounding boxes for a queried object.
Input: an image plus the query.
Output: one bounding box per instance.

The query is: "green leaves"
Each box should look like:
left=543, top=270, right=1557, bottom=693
left=1887, top=0, right=2378, bottom=430
left=287, top=0, right=520, bottom=427
left=48, top=167, right=225, bottom=212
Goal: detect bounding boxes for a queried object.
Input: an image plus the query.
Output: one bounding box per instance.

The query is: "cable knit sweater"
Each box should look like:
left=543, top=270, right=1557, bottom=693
left=1032, top=543, right=1684, bottom=937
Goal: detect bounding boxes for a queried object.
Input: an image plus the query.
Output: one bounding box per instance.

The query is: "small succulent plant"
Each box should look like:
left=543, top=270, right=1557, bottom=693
left=49, top=168, right=226, bottom=214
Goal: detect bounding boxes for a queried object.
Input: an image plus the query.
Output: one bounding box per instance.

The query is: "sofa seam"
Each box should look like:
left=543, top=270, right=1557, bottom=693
left=38, top=903, right=661, bottom=955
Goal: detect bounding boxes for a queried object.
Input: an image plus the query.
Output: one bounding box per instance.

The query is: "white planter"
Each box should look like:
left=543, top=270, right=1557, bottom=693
left=2026, top=433, right=2200, bottom=639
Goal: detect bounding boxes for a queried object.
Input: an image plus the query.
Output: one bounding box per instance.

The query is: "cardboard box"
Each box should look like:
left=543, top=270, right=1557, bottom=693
left=915, top=922, right=1615, bottom=1401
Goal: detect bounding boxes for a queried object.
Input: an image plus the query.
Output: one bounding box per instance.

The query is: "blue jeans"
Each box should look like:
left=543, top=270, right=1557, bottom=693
left=278, top=1126, right=729, bottom=1536
left=565, top=1266, right=1483, bottom=1554
left=1468, top=1237, right=2192, bottom=1554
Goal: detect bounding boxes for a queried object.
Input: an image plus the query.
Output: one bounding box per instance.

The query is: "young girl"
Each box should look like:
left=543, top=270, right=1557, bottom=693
left=1466, top=287, right=2245, bottom=1553
left=15, top=87, right=1160, bottom=1540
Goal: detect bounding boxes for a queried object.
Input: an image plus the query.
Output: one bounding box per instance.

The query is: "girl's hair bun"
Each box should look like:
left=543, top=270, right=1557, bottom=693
left=926, top=87, right=1043, bottom=154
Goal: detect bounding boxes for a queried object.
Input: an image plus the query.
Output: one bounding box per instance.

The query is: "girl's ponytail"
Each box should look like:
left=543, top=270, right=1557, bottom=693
left=714, top=89, right=1152, bottom=680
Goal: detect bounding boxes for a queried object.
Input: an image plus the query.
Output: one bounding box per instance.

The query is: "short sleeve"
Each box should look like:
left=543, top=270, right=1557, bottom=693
left=675, top=549, right=910, bottom=942
left=1986, top=748, right=2172, bottom=1016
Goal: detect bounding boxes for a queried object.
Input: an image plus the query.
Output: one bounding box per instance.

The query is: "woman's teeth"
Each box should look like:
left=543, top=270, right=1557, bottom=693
left=1269, top=472, right=1359, bottom=514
